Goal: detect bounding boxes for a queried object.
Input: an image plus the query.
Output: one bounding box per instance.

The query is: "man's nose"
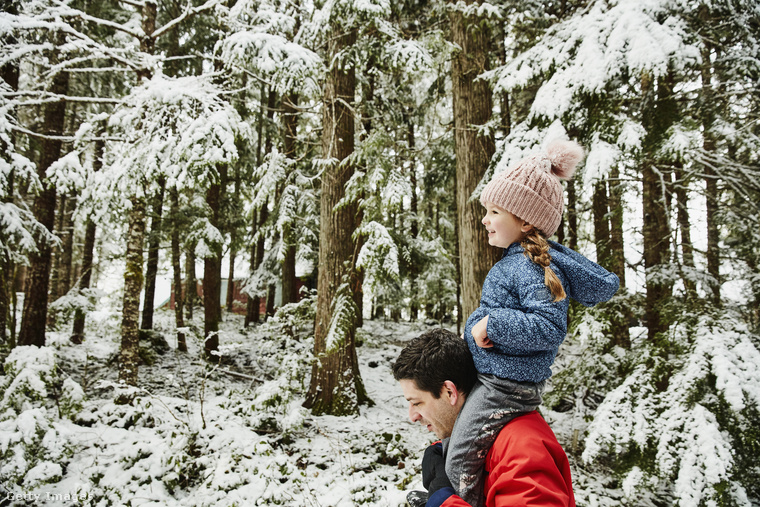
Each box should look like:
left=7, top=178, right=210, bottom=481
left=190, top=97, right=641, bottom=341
left=408, top=404, right=421, bottom=423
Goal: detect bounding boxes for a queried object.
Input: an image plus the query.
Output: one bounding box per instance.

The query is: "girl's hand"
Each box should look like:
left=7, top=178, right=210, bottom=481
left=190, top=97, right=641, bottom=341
left=472, top=316, right=493, bottom=348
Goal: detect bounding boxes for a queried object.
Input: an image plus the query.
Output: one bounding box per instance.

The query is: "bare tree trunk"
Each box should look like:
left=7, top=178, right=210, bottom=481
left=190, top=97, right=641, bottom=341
left=592, top=181, right=612, bottom=269
left=244, top=208, right=261, bottom=327
left=141, top=177, right=166, bottom=330
left=203, top=165, right=226, bottom=359
left=226, top=241, right=237, bottom=312
left=58, top=194, right=75, bottom=298
left=71, top=220, right=96, bottom=343
left=226, top=174, right=240, bottom=312
left=450, top=0, right=500, bottom=319
left=119, top=196, right=146, bottom=387
left=303, top=26, right=370, bottom=416
left=406, top=114, right=420, bottom=322
left=19, top=60, right=69, bottom=347
left=185, top=246, right=196, bottom=320
left=169, top=188, right=187, bottom=352
left=608, top=166, right=626, bottom=289
left=72, top=139, right=104, bottom=343
left=117, top=0, right=155, bottom=391
left=673, top=163, right=697, bottom=299
left=608, top=165, right=630, bottom=349
left=280, top=92, right=299, bottom=306
left=641, top=71, right=675, bottom=342
left=699, top=30, right=721, bottom=305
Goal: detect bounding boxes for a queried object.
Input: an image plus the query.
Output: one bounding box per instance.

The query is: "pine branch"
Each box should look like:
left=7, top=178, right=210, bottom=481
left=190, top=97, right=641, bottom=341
left=1, top=90, right=122, bottom=105
left=152, top=0, right=225, bottom=40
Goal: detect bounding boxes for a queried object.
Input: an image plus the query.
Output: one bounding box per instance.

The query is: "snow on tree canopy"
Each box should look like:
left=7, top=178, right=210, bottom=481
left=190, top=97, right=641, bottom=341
left=105, top=74, right=249, bottom=199
left=583, top=314, right=759, bottom=505
left=489, top=0, right=701, bottom=121
left=221, top=0, right=323, bottom=97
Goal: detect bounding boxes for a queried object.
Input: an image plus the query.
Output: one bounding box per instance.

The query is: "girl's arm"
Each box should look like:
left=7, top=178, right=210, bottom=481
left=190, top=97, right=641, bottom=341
left=485, top=278, right=568, bottom=354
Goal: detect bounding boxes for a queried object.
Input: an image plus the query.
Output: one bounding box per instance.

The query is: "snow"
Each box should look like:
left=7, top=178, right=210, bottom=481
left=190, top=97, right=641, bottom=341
left=0, top=313, right=441, bottom=506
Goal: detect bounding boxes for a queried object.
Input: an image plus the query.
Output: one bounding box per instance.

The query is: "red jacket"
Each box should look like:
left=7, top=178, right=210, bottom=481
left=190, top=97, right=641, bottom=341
left=428, top=411, right=576, bottom=507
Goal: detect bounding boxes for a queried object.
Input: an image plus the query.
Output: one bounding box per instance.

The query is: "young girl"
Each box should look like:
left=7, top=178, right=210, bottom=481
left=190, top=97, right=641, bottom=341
left=447, top=139, right=620, bottom=506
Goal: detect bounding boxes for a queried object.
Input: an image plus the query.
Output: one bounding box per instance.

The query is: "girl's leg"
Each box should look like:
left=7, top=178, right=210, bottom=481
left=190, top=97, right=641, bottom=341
left=444, top=375, right=544, bottom=506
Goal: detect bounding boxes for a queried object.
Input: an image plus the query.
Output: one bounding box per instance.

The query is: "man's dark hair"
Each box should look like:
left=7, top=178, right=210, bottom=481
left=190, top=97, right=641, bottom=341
left=392, top=328, right=477, bottom=398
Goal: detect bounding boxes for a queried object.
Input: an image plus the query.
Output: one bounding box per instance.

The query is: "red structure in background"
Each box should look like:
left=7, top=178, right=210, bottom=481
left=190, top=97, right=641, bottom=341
left=163, top=278, right=305, bottom=315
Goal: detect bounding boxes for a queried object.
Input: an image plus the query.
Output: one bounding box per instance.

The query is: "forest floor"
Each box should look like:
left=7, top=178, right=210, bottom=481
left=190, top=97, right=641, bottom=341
left=1, top=307, right=625, bottom=506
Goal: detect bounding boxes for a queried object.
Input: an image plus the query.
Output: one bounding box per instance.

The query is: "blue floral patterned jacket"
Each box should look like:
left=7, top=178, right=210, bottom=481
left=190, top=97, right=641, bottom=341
left=464, top=241, right=619, bottom=383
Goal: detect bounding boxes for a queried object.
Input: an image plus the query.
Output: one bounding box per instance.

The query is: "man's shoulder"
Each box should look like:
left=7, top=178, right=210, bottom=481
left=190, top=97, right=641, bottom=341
left=489, top=411, right=563, bottom=457
left=498, top=411, right=554, bottom=435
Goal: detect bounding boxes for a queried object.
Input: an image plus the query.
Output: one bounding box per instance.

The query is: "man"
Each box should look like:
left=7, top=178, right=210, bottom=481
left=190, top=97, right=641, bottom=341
left=393, top=328, right=576, bottom=507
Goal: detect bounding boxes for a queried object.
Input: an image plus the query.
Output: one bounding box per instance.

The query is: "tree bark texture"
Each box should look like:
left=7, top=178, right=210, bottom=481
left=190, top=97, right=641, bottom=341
left=141, top=177, right=166, bottom=330
left=72, top=139, right=104, bottom=343
left=641, top=71, right=675, bottom=342
left=303, top=26, right=370, bottom=416
left=185, top=246, right=196, bottom=320
left=71, top=220, right=96, bottom=343
left=203, top=166, right=226, bottom=359
left=592, top=181, right=612, bottom=270
left=607, top=165, right=630, bottom=349
left=673, top=163, right=697, bottom=299
left=169, top=188, right=187, bottom=352
left=18, top=64, right=69, bottom=347
left=450, top=1, right=500, bottom=319
left=280, top=93, right=299, bottom=306
left=700, top=39, right=721, bottom=305
left=119, top=196, right=146, bottom=387
left=608, top=166, right=626, bottom=290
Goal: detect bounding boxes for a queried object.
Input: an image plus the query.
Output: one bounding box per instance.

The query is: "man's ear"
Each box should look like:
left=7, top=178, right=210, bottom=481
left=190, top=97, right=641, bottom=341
left=441, top=380, right=460, bottom=407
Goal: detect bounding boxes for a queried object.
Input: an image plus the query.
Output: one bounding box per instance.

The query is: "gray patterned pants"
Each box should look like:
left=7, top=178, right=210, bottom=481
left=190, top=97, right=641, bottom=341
left=443, top=374, right=545, bottom=507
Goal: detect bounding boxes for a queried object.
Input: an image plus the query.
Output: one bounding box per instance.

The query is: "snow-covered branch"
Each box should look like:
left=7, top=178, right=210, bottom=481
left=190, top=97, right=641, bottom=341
left=152, top=0, right=225, bottom=40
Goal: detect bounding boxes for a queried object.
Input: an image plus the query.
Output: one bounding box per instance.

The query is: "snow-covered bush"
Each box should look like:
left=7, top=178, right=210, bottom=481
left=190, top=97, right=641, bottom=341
left=0, top=346, right=83, bottom=491
left=582, top=312, right=760, bottom=506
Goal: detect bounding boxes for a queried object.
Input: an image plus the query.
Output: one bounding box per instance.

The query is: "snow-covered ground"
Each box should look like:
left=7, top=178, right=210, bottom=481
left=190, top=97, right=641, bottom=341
left=1, top=309, right=615, bottom=506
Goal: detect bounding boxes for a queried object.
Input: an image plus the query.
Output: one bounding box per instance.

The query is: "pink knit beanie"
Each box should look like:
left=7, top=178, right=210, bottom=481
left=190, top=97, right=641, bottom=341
left=480, top=139, right=584, bottom=236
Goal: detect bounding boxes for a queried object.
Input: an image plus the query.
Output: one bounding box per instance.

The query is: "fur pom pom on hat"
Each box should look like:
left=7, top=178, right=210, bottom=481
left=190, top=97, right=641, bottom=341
left=480, top=139, right=584, bottom=236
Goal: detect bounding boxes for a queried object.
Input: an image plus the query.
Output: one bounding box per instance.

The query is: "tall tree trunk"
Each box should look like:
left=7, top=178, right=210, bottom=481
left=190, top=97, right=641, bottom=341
left=56, top=193, right=75, bottom=298
left=49, top=194, right=67, bottom=302
left=699, top=27, right=721, bottom=306
left=71, top=220, right=96, bottom=343
left=303, top=26, right=370, bottom=416
left=565, top=179, right=578, bottom=251
left=169, top=188, right=187, bottom=352
left=117, top=0, right=155, bottom=391
left=226, top=241, right=237, bottom=312
left=406, top=114, right=420, bottom=322
left=641, top=71, right=675, bottom=342
left=141, top=177, right=166, bottom=330
left=226, top=172, right=241, bottom=312
left=608, top=165, right=630, bottom=348
left=18, top=59, right=69, bottom=347
left=244, top=208, right=261, bottom=327
left=72, top=139, right=104, bottom=343
left=673, top=163, right=697, bottom=299
left=450, top=0, right=499, bottom=319
left=119, top=196, right=146, bottom=387
left=280, top=92, right=299, bottom=306
left=608, top=166, right=626, bottom=289
left=185, top=246, right=196, bottom=320
left=203, top=165, right=226, bottom=359
left=592, top=181, right=612, bottom=269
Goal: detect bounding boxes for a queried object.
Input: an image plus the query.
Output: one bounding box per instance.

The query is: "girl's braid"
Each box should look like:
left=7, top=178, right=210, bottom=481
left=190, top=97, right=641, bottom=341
left=521, top=229, right=566, bottom=302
